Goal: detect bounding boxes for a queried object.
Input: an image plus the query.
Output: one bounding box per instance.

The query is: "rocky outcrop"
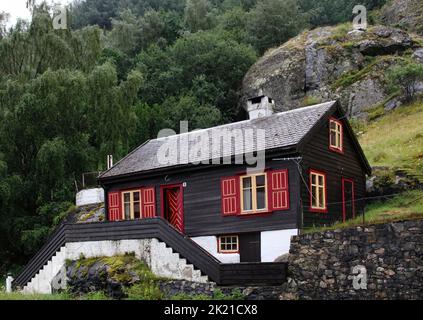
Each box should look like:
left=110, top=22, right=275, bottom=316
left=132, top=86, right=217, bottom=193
left=66, top=254, right=146, bottom=299
left=63, top=203, right=105, bottom=224
left=379, top=0, right=423, bottom=36
left=242, top=24, right=423, bottom=118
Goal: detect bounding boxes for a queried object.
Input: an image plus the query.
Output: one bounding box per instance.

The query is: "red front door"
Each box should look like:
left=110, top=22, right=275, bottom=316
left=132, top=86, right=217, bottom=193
left=162, top=184, right=184, bottom=233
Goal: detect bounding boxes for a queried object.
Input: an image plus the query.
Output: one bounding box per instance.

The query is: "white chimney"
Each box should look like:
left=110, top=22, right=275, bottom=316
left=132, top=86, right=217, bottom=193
left=245, top=95, right=275, bottom=119
left=107, top=155, right=113, bottom=169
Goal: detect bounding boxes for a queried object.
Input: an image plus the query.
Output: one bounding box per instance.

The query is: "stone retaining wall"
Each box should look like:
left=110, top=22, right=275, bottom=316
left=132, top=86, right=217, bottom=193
left=288, top=219, right=423, bottom=299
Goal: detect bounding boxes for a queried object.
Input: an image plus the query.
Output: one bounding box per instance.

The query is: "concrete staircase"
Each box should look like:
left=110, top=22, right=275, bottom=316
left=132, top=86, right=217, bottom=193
left=22, top=238, right=208, bottom=294
left=23, top=247, right=66, bottom=294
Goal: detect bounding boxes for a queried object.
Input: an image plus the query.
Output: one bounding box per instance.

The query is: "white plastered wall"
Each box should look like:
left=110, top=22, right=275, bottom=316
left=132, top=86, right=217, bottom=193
left=192, top=236, right=240, bottom=263
left=260, top=229, right=298, bottom=262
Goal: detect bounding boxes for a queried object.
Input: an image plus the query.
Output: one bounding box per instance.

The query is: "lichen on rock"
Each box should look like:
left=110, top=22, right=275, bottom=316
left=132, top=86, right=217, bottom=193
left=65, top=253, right=163, bottom=299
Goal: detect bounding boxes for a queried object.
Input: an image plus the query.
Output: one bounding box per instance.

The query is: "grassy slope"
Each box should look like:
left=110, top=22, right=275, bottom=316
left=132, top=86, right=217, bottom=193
left=304, top=190, right=423, bottom=233
left=359, top=98, right=423, bottom=178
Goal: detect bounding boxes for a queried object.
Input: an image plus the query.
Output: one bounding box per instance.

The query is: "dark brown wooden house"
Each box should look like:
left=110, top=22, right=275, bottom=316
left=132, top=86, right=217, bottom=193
left=13, top=98, right=372, bottom=292
left=98, top=99, right=371, bottom=264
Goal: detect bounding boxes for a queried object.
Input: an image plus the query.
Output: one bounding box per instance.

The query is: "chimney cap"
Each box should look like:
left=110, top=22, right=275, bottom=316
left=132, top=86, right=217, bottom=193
left=245, top=94, right=275, bottom=120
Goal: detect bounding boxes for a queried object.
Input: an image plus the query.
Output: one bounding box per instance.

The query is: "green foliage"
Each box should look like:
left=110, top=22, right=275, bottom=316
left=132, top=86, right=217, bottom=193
left=170, top=288, right=245, bottom=300
left=299, top=0, right=387, bottom=28
left=387, top=63, right=423, bottom=102
left=247, top=0, right=306, bottom=53
left=0, top=6, right=102, bottom=79
left=184, top=0, right=216, bottom=32
left=137, top=31, right=256, bottom=120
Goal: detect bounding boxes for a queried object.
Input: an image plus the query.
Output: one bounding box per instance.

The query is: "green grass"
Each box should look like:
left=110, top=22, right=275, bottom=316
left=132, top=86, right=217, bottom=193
left=304, top=190, right=423, bottom=234
left=0, top=291, right=75, bottom=300
left=359, top=98, right=423, bottom=178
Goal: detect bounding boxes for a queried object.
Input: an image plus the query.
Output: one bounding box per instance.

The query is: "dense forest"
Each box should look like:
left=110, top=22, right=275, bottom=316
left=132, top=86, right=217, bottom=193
left=0, top=0, right=388, bottom=275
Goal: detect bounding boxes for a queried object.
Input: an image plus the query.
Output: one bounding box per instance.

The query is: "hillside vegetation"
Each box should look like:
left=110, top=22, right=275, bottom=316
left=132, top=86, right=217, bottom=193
left=359, top=98, right=423, bottom=179
left=305, top=189, right=423, bottom=233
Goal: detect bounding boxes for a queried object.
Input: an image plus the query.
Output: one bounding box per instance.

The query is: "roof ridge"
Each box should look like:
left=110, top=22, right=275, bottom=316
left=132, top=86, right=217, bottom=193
left=154, top=101, right=337, bottom=142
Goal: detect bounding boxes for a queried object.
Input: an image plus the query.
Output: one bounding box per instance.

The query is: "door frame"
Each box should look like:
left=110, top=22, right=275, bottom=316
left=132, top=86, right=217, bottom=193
left=342, top=178, right=355, bottom=222
left=160, top=183, right=185, bottom=233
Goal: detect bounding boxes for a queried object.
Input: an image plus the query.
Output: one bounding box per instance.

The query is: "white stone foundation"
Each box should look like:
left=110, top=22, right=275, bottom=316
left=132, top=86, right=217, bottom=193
left=22, top=238, right=208, bottom=294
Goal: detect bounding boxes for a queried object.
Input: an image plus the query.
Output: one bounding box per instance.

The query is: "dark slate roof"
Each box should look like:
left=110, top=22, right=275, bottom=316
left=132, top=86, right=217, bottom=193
left=99, top=101, right=337, bottom=179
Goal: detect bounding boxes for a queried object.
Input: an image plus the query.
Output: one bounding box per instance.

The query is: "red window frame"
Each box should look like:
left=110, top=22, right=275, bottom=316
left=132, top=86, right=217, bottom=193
left=309, top=169, right=328, bottom=213
left=329, top=117, right=344, bottom=154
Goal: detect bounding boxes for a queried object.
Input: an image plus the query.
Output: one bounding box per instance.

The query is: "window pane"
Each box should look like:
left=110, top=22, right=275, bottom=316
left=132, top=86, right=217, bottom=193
left=312, top=174, right=316, bottom=185
left=133, top=192, right=140, bottom=202
left=311, top=186, right=317, bottom=207
left=319, top=187, right=325, bottom=208
left=330, top=121, right=336, bottom=130
left=124, top=203, right=131, bottom=219
left=256, top=175, right=265, bottom=187
left=318, top=175, right=324, bottom=186
left=330, top=131, right=337, bottom=146
left=134, top=202, right=141, bottom=219
left=257, top=187, right=266, bottom=209
left=243, top=177, right=252, bottom=189
left=243, top=189, right=252, bottom=211
left=124, top=193, right=130, bottom=203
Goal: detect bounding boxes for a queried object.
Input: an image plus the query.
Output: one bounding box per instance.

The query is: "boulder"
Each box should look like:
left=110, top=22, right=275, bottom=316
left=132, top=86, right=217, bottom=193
left=379, top=0, right=423, bottom=36
left=242, top=25, right=422, bottom=118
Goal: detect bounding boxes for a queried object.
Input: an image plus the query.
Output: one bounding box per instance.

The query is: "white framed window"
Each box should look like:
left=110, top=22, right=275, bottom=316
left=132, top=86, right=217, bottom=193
left=121, top=190, right=141, bottom=220
left=329, top=118, right=343, bottom=152
left=218, top=235, right=239, bottom=253
left=240, top=173, right=267, bottom=213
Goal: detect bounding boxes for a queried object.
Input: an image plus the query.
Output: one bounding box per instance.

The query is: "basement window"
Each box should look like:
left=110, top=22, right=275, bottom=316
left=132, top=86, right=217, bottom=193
left=310, top=170, right=327, bottom=213
left=122, top=190, right=141, bottom=220
left=218, top=235, right=239, bottom=253
left=329, top=118, right=343, bottom=153
left=240, top=173, right=268, bottom=214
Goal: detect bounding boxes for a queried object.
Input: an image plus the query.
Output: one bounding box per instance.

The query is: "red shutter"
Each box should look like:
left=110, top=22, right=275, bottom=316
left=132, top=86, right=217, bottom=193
left=141, top=187, right=156, bottom=218
left=268, top=169, right=289, bottom=211
left=108, top=191, right=121, bottom=221
left=221, top=177, right=240, bottom=216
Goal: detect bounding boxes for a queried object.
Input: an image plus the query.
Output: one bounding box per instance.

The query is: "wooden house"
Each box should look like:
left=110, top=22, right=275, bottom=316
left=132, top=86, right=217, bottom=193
left=13, top=98, right=371, bottom=292
left=98, top=98, right=371, bottom=264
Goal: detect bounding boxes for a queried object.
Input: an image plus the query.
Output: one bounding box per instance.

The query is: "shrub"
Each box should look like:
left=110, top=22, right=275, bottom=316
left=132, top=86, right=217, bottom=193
left=388, top=63, right=423, bottom=102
